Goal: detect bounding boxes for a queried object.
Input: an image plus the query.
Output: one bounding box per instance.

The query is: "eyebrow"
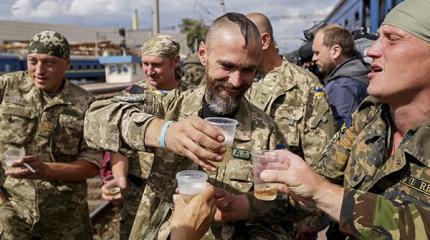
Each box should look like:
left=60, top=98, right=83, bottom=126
left=216, top=59, right=256, bottom=70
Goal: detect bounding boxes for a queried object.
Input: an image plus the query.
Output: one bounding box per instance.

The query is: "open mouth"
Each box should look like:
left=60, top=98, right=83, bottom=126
left=371, top=64, right=383, bottom=73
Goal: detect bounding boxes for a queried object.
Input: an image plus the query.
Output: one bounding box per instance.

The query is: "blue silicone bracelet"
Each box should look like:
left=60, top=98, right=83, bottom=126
left=160, top=121, right=175, bottom=148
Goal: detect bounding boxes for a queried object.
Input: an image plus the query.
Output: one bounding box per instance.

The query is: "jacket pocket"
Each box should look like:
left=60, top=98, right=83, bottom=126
left=53, top=114, right=83, bottom=155
left=0, top=104, right=37, bottom=145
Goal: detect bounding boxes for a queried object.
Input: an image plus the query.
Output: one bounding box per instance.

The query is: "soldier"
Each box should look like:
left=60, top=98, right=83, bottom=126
left=100, top=34, right=183, bottom=240
left=216, top=0, right=430, bottom=238
left=245, top=12, right=336, bottom=239
left=84, top=12, right=286, bottom=239
left=0, top=31, right=102, bottom=239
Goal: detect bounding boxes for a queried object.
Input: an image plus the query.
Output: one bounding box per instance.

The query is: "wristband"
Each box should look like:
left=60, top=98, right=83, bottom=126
left=160, top=121, right=175, bottom=148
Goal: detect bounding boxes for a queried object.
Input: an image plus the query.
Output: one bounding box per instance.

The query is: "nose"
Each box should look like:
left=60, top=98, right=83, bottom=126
left=34, top=61, right=45, bottom=75
left=229, top=70, right=242, bottom=88
left=366, top=40, right=381, bottom=60
left=145, top=65, right=155, bottom=75
left=312, top=53, right=317, bottom=62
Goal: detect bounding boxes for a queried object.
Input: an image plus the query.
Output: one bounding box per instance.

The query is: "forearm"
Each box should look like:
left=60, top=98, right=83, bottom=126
left=313, top=180, right=343, bottom=221
left=111, top=152, right=128, bottom=177
left=143, top=118, right=164, bottom=148
left=42, top=160, right=98, bottom=181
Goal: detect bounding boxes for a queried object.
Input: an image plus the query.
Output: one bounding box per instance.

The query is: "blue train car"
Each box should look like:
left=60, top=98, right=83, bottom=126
left=325, top=0, right=403, bottom=33
left=0, top=54, right=105, bottom=83
left=67, top=56, right=105, bottom=82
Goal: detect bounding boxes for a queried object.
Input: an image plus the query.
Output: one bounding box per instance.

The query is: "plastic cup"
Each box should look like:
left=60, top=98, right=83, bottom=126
left=4, top=147, right=25, bottom=169
left=205, top=117, right=238, bottom=167
left=102, top=175, right=122, bottom=198
left=252, top=150, right=282, bottom=201
left=176, top=170, right=208, bottom=203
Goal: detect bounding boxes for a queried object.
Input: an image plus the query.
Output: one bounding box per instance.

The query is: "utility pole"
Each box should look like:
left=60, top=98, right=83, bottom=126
left=220, top=0, right=226, bottom=14
left=152, top=0, right=160, bottom=35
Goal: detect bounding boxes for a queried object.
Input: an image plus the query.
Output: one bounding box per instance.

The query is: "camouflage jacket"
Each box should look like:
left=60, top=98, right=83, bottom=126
left=84, top=85, right=286, bottom=240
left=0, top=71, right=102, bottom=224
left=247, top=60, right=336, bottom=166
left=315, top=97, right=430, bottom=239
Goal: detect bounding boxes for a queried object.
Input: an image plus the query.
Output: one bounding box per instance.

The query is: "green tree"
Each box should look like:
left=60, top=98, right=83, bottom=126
left=179, top=18, right=208, bottom=53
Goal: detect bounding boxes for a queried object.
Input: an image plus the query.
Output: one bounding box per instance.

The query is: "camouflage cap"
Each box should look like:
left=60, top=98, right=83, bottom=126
left=141, top=34, right=180, bottom=58
left=28, top=30, right=70, bottom=59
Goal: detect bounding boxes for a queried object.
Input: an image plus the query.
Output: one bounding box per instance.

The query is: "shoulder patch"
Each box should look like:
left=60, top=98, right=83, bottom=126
left=314, top=87, right=325, bottom=97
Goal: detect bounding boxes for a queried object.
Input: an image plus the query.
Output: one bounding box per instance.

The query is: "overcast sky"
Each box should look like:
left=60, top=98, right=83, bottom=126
left=0, top=0, right=338, bottom=52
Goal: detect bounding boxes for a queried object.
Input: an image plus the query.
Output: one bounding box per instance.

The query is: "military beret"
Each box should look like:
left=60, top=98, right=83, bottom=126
left=28, top=30, right=70, bottom=59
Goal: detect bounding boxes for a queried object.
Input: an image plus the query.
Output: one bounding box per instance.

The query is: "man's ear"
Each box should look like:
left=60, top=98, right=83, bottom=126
left=261, top=32, right=271, bottom=50
left=198, top=41, right=207, bottom=65
left=331, top=44, right=342, bottom=60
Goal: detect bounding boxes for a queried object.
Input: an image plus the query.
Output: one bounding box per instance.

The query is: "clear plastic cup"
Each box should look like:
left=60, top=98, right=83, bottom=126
left=205, top=117, right=238, bottom=167
left=102, top=175, right=122, bottom=198
left=252, top=150, right=282, bottom=201
left=4, top=147, right=25, bottom=169
left=176, top=170, right=208, bottom=203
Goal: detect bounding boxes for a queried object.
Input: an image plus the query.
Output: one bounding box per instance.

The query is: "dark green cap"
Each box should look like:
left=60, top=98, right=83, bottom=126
left=28, top=31, right=70, bottom=59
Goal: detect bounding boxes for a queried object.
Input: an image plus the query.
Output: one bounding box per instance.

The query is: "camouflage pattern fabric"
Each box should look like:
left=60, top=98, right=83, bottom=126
left=28, top=31, right=70, bottom=60
left=114, top=80, right=170, bottom=240
left=141, top=34, right=180, bottom=59
left=0, top=71, right=102, bottom=239
left=314, top=96, right=430, bottom=239
left=246, top=59, right=336, bottom=233
left=84, top=85, right=286, bottom=240
left=181, top=54, right=205, bottom=90
left=339, top=188, right=430, bottom=239
left=246, top=59, right=336, bottom=166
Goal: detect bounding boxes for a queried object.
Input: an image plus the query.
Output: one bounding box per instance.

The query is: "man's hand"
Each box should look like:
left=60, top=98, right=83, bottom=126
left=5, top=155, right=47, bottom=179
left=213, top=189, right=250, bottom=223
left=164, top=116, right=226, bottom=171
left=260, top=150, right=343, bottom=221
left=101, top=176, right=127, bottom=204
left=170, top=185, right=216, bottom=240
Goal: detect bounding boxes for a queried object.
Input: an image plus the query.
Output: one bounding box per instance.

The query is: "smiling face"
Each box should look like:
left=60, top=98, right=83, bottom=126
left=199, top=26, right=261, bottom=115
left=366, top=25, right=430, bottom=103
left=142, top=55, right=179, bottom=90
left=27, top=53, right=69, bottom=93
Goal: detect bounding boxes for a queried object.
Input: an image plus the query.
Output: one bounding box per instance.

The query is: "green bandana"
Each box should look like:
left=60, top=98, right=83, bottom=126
left=28, top=31, right=70, bottom=59
left=141, top=34, right=180, bottom=58
left=382, top=0, right=430, bottom=43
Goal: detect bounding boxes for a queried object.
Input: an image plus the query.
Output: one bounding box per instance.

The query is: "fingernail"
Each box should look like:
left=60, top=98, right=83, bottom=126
left=260, top=170, right=268, bottom=180
left=216, top=155, right=223, bottom=161
left=218, top=136, right=225, bottom=142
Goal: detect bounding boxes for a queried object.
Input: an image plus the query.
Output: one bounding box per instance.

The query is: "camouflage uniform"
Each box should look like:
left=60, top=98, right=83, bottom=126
left=181, top=54, right=205, bottom=89
left=313, top=97, right=430, bottom=239
left=118, top=34, right=183, bottom=239
left=0, top=71, right=101, bottom=239
left=247, top=59, right=335, bottom=166
left=84, top=86, right=286, bottom=240
left=246, top=59, right=335, bottom=236
left=117, top=80, right=174, bottom=240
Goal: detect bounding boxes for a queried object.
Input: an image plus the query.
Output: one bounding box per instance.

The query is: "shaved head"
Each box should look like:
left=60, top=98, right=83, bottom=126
left=246, top=13, right=274, bottom=38
left=205, top=12, right=261, bottom=50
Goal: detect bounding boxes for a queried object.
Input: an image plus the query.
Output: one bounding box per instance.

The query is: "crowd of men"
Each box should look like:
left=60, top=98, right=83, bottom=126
left=0, top=0, right=429, bottom=239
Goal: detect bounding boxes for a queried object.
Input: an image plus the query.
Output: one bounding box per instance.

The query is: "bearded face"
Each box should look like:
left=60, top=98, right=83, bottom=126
left=204, top=68, right=249, bottom=115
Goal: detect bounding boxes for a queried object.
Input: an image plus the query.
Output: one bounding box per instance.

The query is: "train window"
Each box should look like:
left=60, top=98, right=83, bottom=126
left=344, top=19, right=349, bottom=28
left=122, top=65, right=128, bottom=73
left=78, top=65, right=82, bottom=70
